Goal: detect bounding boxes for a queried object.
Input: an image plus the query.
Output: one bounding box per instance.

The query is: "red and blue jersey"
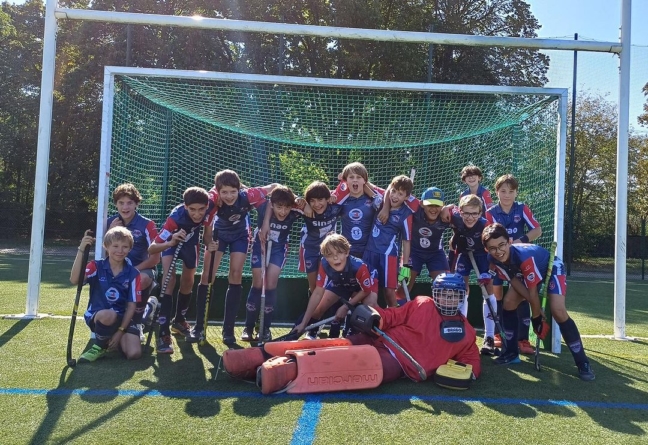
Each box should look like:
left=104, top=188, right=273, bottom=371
left=460, top=185, right=493, bottom=211
left=450, top=208, right=489, bottom=256
left=107, top=212, right=157, bottom=267
left=366, top=197, right=417, bottom=257
left=316, top=255, right=377, bottom=293
left=300, top=204, right=344, bottom=251
left=256, top=201, right=302, bottom=245
left=487, top=244, right=564, bottom=292
left=333, top=182, right=385, bottom=254
left=485, top=202, right=540, bottom=240
left=155, top=202, right=215, bottom=247
left=84, top=259, right=141, bottom=319
left=209, top=187, right=267, bottom=238
left=409, top=206, right=451, bottom=254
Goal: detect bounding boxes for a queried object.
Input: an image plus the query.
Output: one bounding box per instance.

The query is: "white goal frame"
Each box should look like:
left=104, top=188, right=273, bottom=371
left=23, top=0, right=633, bottom=347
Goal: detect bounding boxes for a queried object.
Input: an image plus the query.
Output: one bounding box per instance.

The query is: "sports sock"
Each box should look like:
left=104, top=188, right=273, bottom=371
left=558, top=317, right=589, bottom=365
left=158, top=293, right=173, bottom=337
left=263, top=288, right=277, bottom=330
left=132, top=285, right=151, bottom=324
left=517, top=302, right=531, bottom=341
left=223, top=283, right=243, bottom=335
left=194, top=284, right=208, bottom=331
left=502, top=309, right=519, bottom=355
left=244, top=287, right=262, bottom=328
left=460, top=295, right=469, bottom=317
left=496, top=299, right=503, bottom=323
left=174, top=292, right=192, bottom=323
left=483, top=295, right=497, bottom=337
left=94, top=321, right=114, bottom=348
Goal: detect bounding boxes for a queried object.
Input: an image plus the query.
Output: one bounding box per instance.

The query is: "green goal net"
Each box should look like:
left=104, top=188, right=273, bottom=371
left=106, top=72, right=560, bottom=278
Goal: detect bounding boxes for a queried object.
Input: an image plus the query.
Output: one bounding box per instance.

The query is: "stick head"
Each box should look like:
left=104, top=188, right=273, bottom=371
left=68, top=359, right=77, bottom=367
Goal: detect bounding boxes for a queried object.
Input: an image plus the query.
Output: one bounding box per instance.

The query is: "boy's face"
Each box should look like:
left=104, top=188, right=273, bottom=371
left=105, top=239, right=131, bottom=263
left=422, top=204, right=441, bottom=222
left=219, top=185, right=239, bottom=206
left=309, top=197, right=328, bottom=215
left=345, top=172, right=366, bottom=197
left=185, top=203, right=208, bottom=223
left=460, top=205, right=481, bottom=228
left=115, top=196, right=138, bottom=220
left=463, top=175, right=480, bottom=188
left=496, top=184, right=518, bottom=207
left=390, top=188, right=408, bottom=208
left=323, top=249, right=349, bottom=272
left=273, top=203, right=292, bottom=221
left=484, top=236, right=511, bottom=262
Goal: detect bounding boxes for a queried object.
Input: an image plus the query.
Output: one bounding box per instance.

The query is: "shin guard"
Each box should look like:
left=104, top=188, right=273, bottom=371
left=223, top=347, right=267, bottom=380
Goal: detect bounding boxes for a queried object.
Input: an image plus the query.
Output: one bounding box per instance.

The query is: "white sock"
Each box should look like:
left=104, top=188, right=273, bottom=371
left=483, top=295, right=497, bottom=337
left=460, top=295, right=469, bottom=317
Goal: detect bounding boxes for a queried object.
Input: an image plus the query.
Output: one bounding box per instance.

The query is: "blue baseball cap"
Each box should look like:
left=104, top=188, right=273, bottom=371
left=421, top=187, right=444, bottom=206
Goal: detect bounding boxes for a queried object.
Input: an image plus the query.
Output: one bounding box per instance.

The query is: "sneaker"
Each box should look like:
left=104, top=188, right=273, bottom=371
left=304, top=328, right=318, bottom=341
left=518, top=339, right=535, bottom=355
left=171, top=320, right=191, bottom=336
left=494, top=333, right=502, bottom=348
left=494, top=351, right=521, bottom=365
left=157, top=335, right=174, bottom=354
left=222, top=329, right=236, bottom=346
left=90, top=331, right=96, bottom=340
left=240, top=327, right=255, bottom=342
left=186, top=327, right=204, bottom=344
left=577, top=362, right=596, bottom=381
left=138, top=324, right=145, bottom=342
left=481, top=336, right=496, bottom=356
left=79, top=344, right=106, bottom=363
left=261, top=329, right=272, bottom=342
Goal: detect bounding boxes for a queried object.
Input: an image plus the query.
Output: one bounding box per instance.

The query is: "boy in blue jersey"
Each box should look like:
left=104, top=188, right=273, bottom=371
left=188, top=170, right=277, bottom=346
left=459, top=165, right=493, bottom=212
left=448, top=194, right=498, bottom=355
left=397, top=187, right=452, bottom=301
left=71, top=227, right=142, bottom=362
left=369, top=175, right=416, bottom=307
left=240, top=186, right=303, bottom=343
left=482, top=223, right=595, bottom=381
left=485, top=174, right=542, bottom=354
left=299, top=181, right=344, bottom=294
left=148, top=187, right=216, bottom=354
left=106, top=183, right=159, bottom=340
left=294, top=234, right=378, bottom=336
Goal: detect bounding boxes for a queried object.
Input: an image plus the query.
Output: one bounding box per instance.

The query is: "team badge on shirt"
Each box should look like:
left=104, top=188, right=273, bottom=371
left=105, top=287, right=119, bottom=302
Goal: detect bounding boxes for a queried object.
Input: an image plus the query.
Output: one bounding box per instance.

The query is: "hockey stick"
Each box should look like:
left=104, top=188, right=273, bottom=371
left=374, top=326, right=427, bottom=381
left=146, top=240, right=184, bottom=348
left=467, top=250, right=507, bottom=351
left=199, top=229, right=218, bottom=346
left=535, top=241, right=558, bottom=371
left=67, top=242, right=91, bottom=367
left=272, top=315, right=342, bottom=342
left=257, top=240, right=272, bottom=345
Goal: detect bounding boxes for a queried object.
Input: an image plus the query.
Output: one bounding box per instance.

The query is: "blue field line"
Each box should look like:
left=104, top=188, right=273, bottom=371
left=290, top=396, right=322, bottom=445
left=1, top=387, right=648, bottom=411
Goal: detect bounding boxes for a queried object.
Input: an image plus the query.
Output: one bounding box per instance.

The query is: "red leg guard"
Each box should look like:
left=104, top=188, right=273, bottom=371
left=259, top=355, right=298, bottom=395
left=223, top=347, right=266, bottom=380
left=262, top=338, right=351, bottom=358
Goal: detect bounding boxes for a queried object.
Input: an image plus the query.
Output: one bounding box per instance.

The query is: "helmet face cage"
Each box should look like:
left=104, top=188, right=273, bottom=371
left=432, top=287, right=465, bottom=316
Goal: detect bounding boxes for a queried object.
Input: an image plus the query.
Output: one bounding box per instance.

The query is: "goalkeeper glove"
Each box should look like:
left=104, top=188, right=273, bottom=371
left=398, top=265, right=412, bottom=284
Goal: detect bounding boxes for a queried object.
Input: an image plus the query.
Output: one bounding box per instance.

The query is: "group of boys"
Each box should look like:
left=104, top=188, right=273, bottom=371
left=73, top=162, right=594, bottom=383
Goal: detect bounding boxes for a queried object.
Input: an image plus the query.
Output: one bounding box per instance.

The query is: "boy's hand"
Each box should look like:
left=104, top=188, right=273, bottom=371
left=79, top=230, right=95, bottom=250
left=292, top=321, right=306, bottom=335
left=532, top=315, right=550, bottom=340
left=171, top=229, right=186, bottom=245
left=377, top=206, right=389, bottom=224
left=335, top=305, right=349, bottom=320
left=108, top=330, right=124, bottom=350
left=295, top=197, right=307, bottom=210
left=477, top=273, right=491, bottom=287
left=109, top=218, right=123, bottom=229
left=303, top=204, right=314, bottom=218
left=207, top=240, right=218, bottom=252
left=440, top=205, right=454, bottom=223
left=329, top=194, right=338, bottom=204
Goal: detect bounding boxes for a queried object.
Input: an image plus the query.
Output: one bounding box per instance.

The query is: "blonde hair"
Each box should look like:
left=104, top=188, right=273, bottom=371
left=103, top=226, right=134, bottom=249
left=459, top=194, right=483, bottom=212
left=320, top=233, right=351, bottom=257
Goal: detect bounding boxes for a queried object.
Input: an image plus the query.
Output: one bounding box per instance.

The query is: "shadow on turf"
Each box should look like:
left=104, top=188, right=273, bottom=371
left=0, top=319, right=33, bottom=349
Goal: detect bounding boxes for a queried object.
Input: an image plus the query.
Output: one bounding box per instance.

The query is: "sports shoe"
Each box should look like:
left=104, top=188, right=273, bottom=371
left=481, top=336, right=496, bottom=356
left=157, top=335, right=174, bottom=354
left=518, top=339, right=535, bottom=355
left=222, top=329, right=236, bottom=346
left=577, top=362, right=596, bottom=381
left=494, top=351, right=521, bottom=365
left=171, top=320, right=191, bottom=336
left=138, top=324, right=145, bottom=342
left=79, top=344, right=106, bottom=363
left=304, top=328, right=318, bottom=340
left=240, top=327, right=255, bottom=342
left=494, top=333, right=502, bottom=348
left=261, top=329, right=272, bottom=343
left=186, top=327, right=204, bottom=344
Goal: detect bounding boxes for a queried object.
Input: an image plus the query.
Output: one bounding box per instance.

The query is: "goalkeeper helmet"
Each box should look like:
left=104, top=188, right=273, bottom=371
left=432, top=273, right=466, bottom=316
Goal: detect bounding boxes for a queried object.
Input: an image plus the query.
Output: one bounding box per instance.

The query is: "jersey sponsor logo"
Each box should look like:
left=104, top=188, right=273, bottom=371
left=270, top=222, right=288, bottom=230
left=159, top=229, right=172, bottom=241
left=372, top=226, right=380, bottom=237
left=312, top=219, right=335, bottom=227
left=229, top=214, right=242, bottom=223
left=418, top=227, right=432, bottom=237
left=351, top=226, right=363, bottom=240
left=443, top=327, right=464, bottom=333
left=390, top=215, right=401, bottom=223
left=514, top=215, right=521, bottom=223
left=507, top=228, right=518, bottom=234
left=349, top=209, right=363, bottom=221
left=466, top=237, right=475, bottom=248
left=105, top=287, right=119, bottom=302
left=526, top=272, right=535, bottom=282
left=488, top=269, right=497, bottom=277
left=132, top=229, right=142, bottom=238
left=419, top=238, right=431, bottom=249
left=99, top=276, right=107, bottom=282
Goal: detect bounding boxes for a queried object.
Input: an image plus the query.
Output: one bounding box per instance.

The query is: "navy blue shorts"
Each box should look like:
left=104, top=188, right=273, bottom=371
left=454, top=251, right=489, bottom=277
left=217, top=230, right=250, bottom=254
left=409, top=250, right=449, bottom=275
left=250, top=238, right=287, bottom=269
left=162, top=243, right=199, bottom=269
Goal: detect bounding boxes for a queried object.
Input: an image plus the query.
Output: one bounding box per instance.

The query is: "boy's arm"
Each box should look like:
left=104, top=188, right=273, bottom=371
left=377, top=186, right=391, bottom=224
left=294, top=286, right=325, bottom=332
left=401, top=240, right=411, bottom=268
left=482, top=189, right=494, bottom=210
left=509, top=278, right=542, bottom=317
left=70, top=230, right=94, bottom=284
left=259, top=202, right=273, bottom=246
left=148, top=226, right=185, bottom=255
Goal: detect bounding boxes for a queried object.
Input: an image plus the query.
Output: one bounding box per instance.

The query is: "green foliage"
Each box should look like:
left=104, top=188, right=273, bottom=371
left=276, top=149, right=329, bottom=195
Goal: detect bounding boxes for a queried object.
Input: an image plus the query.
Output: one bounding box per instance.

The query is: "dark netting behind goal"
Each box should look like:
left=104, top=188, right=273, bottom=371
left=108, top=74, right=559, bottom=278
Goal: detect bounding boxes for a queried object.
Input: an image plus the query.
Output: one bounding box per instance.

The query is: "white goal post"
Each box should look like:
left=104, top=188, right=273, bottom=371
left=25, top=0, right=632, bottom=347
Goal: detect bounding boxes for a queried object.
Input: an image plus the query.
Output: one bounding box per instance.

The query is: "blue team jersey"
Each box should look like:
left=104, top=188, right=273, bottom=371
left=460, top=185, right=493, bottom=211
left=210, top=187, right=267, bottom=237
left=155, top=202, right=214, bottom=247
left=300, top=204, right=344, bottom=250
left=450, top=209, right=488, bottom=256
left=107, top=212, right=157, bottom=267
left=485, top=202, right=540, bottom=240
left=366, top=197, right=416, bottom=257
left=316, top=255, right=376, bottom=293
left=410, top=207, right=451, bottom=254
left=333, top=183, right=384, bottom=254
left=487, top=244, right=551, bottom=289
left=255, top=201, right=302, bottom=245
left=84, top=258, right=141, bottom=319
